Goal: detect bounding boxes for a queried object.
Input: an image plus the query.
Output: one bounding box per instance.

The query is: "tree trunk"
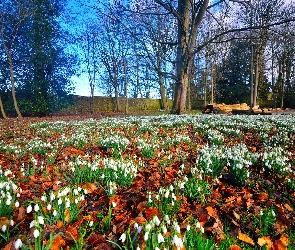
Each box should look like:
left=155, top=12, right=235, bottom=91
left=1, top=29, right=22, bottom=118
left=0, top=96, right=7, bottom=119
left=9, top=56, right=22, bottom=118
left=159, top=75, right=168, bottom=110
left=123, top=58, right=129, bottom=115
left=171, top=0, right=209, bottom=114
left=250, top=44, right=254, bottom=108
left=210, top=64, right=214, bottom=104
left=187, top=79, right=191, bottom=111
left=253, top=53, right=259, bottom=108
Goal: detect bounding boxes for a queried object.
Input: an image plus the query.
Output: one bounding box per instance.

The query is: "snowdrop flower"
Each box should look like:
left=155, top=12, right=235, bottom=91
left=164, top=190, right=169, bottom=199
left=164, top=215, right=170, bottom=225
left=162, top=225, right=167, bottom=234
left=29, top=220, right=35, bottom=228
left=47, top=204, right=52, bottom=211
left=112, top=201, right=117, bottom=208
left=89, top=221, right=93, bottom=227
left=146, top=223, right=153, bottom=231
left=186, top=224, right=191, bottom=231
left=65, top=200, right=71, bottom=208
left=34, top=204, right=40, bottom=212
left=6, top=199, right=11, bottom=206
left=27, top=205, right=32, bottom=213
left=158, top=233, right=165, bottom=244
left=58, top=198, right=62, bottom=205
left=10, top=220, right=14, bottom=227
left=144, top=232, right=149, bottom=241
left=15, top=239, right=22, bottom=249
left=155, top=247, right=160, bottom=250
left=179, top=182, right=185, bottom=189
left=153, top=215, right=161, bottom=226
left=136, top=247, right=140, bottom=250
left=53, top=210, right=57, bottom=216
left=38, top=216, right=44, bottom=225
left=272, top=210, right=276, bottom=217
left=33, top=229, right=40, bottom=238
left=119, top=233, right=126, bottom=243
left=134, top=222, right=139, bottom=230
left=50, top=193, right=55, bottom=201
left=15, top=201, right=20, bottom=208
left=1, top=224, right=6, bottom=233
left=169, top=185, right=174, bottom=191
left=172, top=235, right=183, bottom=249
left=41, top=195, right=47, bottom=202
left=196, top=221, right=201, bottom=229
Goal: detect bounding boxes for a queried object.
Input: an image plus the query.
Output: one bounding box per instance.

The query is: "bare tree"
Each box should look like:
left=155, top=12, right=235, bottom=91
left=0, top=0, right=33, bottom=118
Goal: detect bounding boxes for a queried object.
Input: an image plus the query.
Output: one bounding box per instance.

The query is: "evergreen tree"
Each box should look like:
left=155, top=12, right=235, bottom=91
left=17, top=0, right=75, bottom=116
left=216, top=41, right=251, bottom=104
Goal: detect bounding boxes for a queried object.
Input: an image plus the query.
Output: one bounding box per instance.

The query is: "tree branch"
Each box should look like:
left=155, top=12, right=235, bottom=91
left=194, top=18, right=295, bottom=53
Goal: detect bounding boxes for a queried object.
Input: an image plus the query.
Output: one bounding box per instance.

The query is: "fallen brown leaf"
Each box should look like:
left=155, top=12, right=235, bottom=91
left=238, top=232, right=255, bottom=246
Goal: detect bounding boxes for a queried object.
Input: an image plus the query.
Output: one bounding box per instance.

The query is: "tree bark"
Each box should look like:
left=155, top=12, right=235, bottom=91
left=170, top=0, right=210, bottom=114
left=1, top=26, right=22, bottom=118
left=0, top=96, right=7, bottom=119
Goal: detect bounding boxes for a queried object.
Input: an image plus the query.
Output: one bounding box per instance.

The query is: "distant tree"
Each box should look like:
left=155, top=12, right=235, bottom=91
left=17, top=0, right=75, bottom=116
left=215, top=40, right=251, bottom=104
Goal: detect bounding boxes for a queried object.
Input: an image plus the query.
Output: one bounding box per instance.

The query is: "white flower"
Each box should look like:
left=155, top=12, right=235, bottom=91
left=33, top=229, right=40, bottom=238
left=164, top=190, right=169, bottom=198
left=134, top=222, right=139, bottom=230
left=10, top=220, right=14, bottom=227
left=66, top=200, right=71, bottom=208
left=6, top=199, right=11, bottom=206
left=1, top=224, right=6, bottom=232
left=58, top=198, right=62, bottom=205
left=41, top=195, right=47, bottom=202
left=89, top=221, right=93, bottom=227
left=34, top=204, right=40, bottom=212
left=153, top=215, right=161, bottom=226
left=53, top=210, right=57, bottom=216
left=47, top=204, right=52, bottom=211
left=15, top=201, right=20, bottom=208
left=27, top=205, right=32, bottom=213
left=50, top=193, right=55, bottom=201
left=196, top=221, right=201, bottom=229
left=157, top=233, right=165, bottom=244
left=172, top=235, right=183, bottom=248
left=186, top=224, right=191, bottom=231
left=144, top=232, right=149, bottom=241
left=136, top=247, right=140, bottom=250
left=112, top=201, right=117, bottom=208
left=272, top=210, right=276, bottom=217
left=162, top=225, right=167, bottom=234
left=119, top=233, right=126, bottom=243
left=30, top=220, right=35, bottom=228
left=145, top=223, right=152, bottom=232
left=155, top=247, right=160, bottom=250
left=38, top=216, right=44, bottom=225
left=15, top=239, right=22, bottom=249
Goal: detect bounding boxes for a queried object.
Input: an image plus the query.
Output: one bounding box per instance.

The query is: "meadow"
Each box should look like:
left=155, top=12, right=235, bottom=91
left=0, top=114, right=294, bottom=250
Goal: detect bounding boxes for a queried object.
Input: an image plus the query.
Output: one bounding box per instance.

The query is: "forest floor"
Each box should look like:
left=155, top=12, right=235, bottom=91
left=0, top=114, right=294, bottom=250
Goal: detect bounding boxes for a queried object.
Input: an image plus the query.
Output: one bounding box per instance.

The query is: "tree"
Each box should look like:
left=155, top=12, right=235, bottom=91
left=0, top=0, right=33, bottom=118
left=19, top=0, right=75, bottom=116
